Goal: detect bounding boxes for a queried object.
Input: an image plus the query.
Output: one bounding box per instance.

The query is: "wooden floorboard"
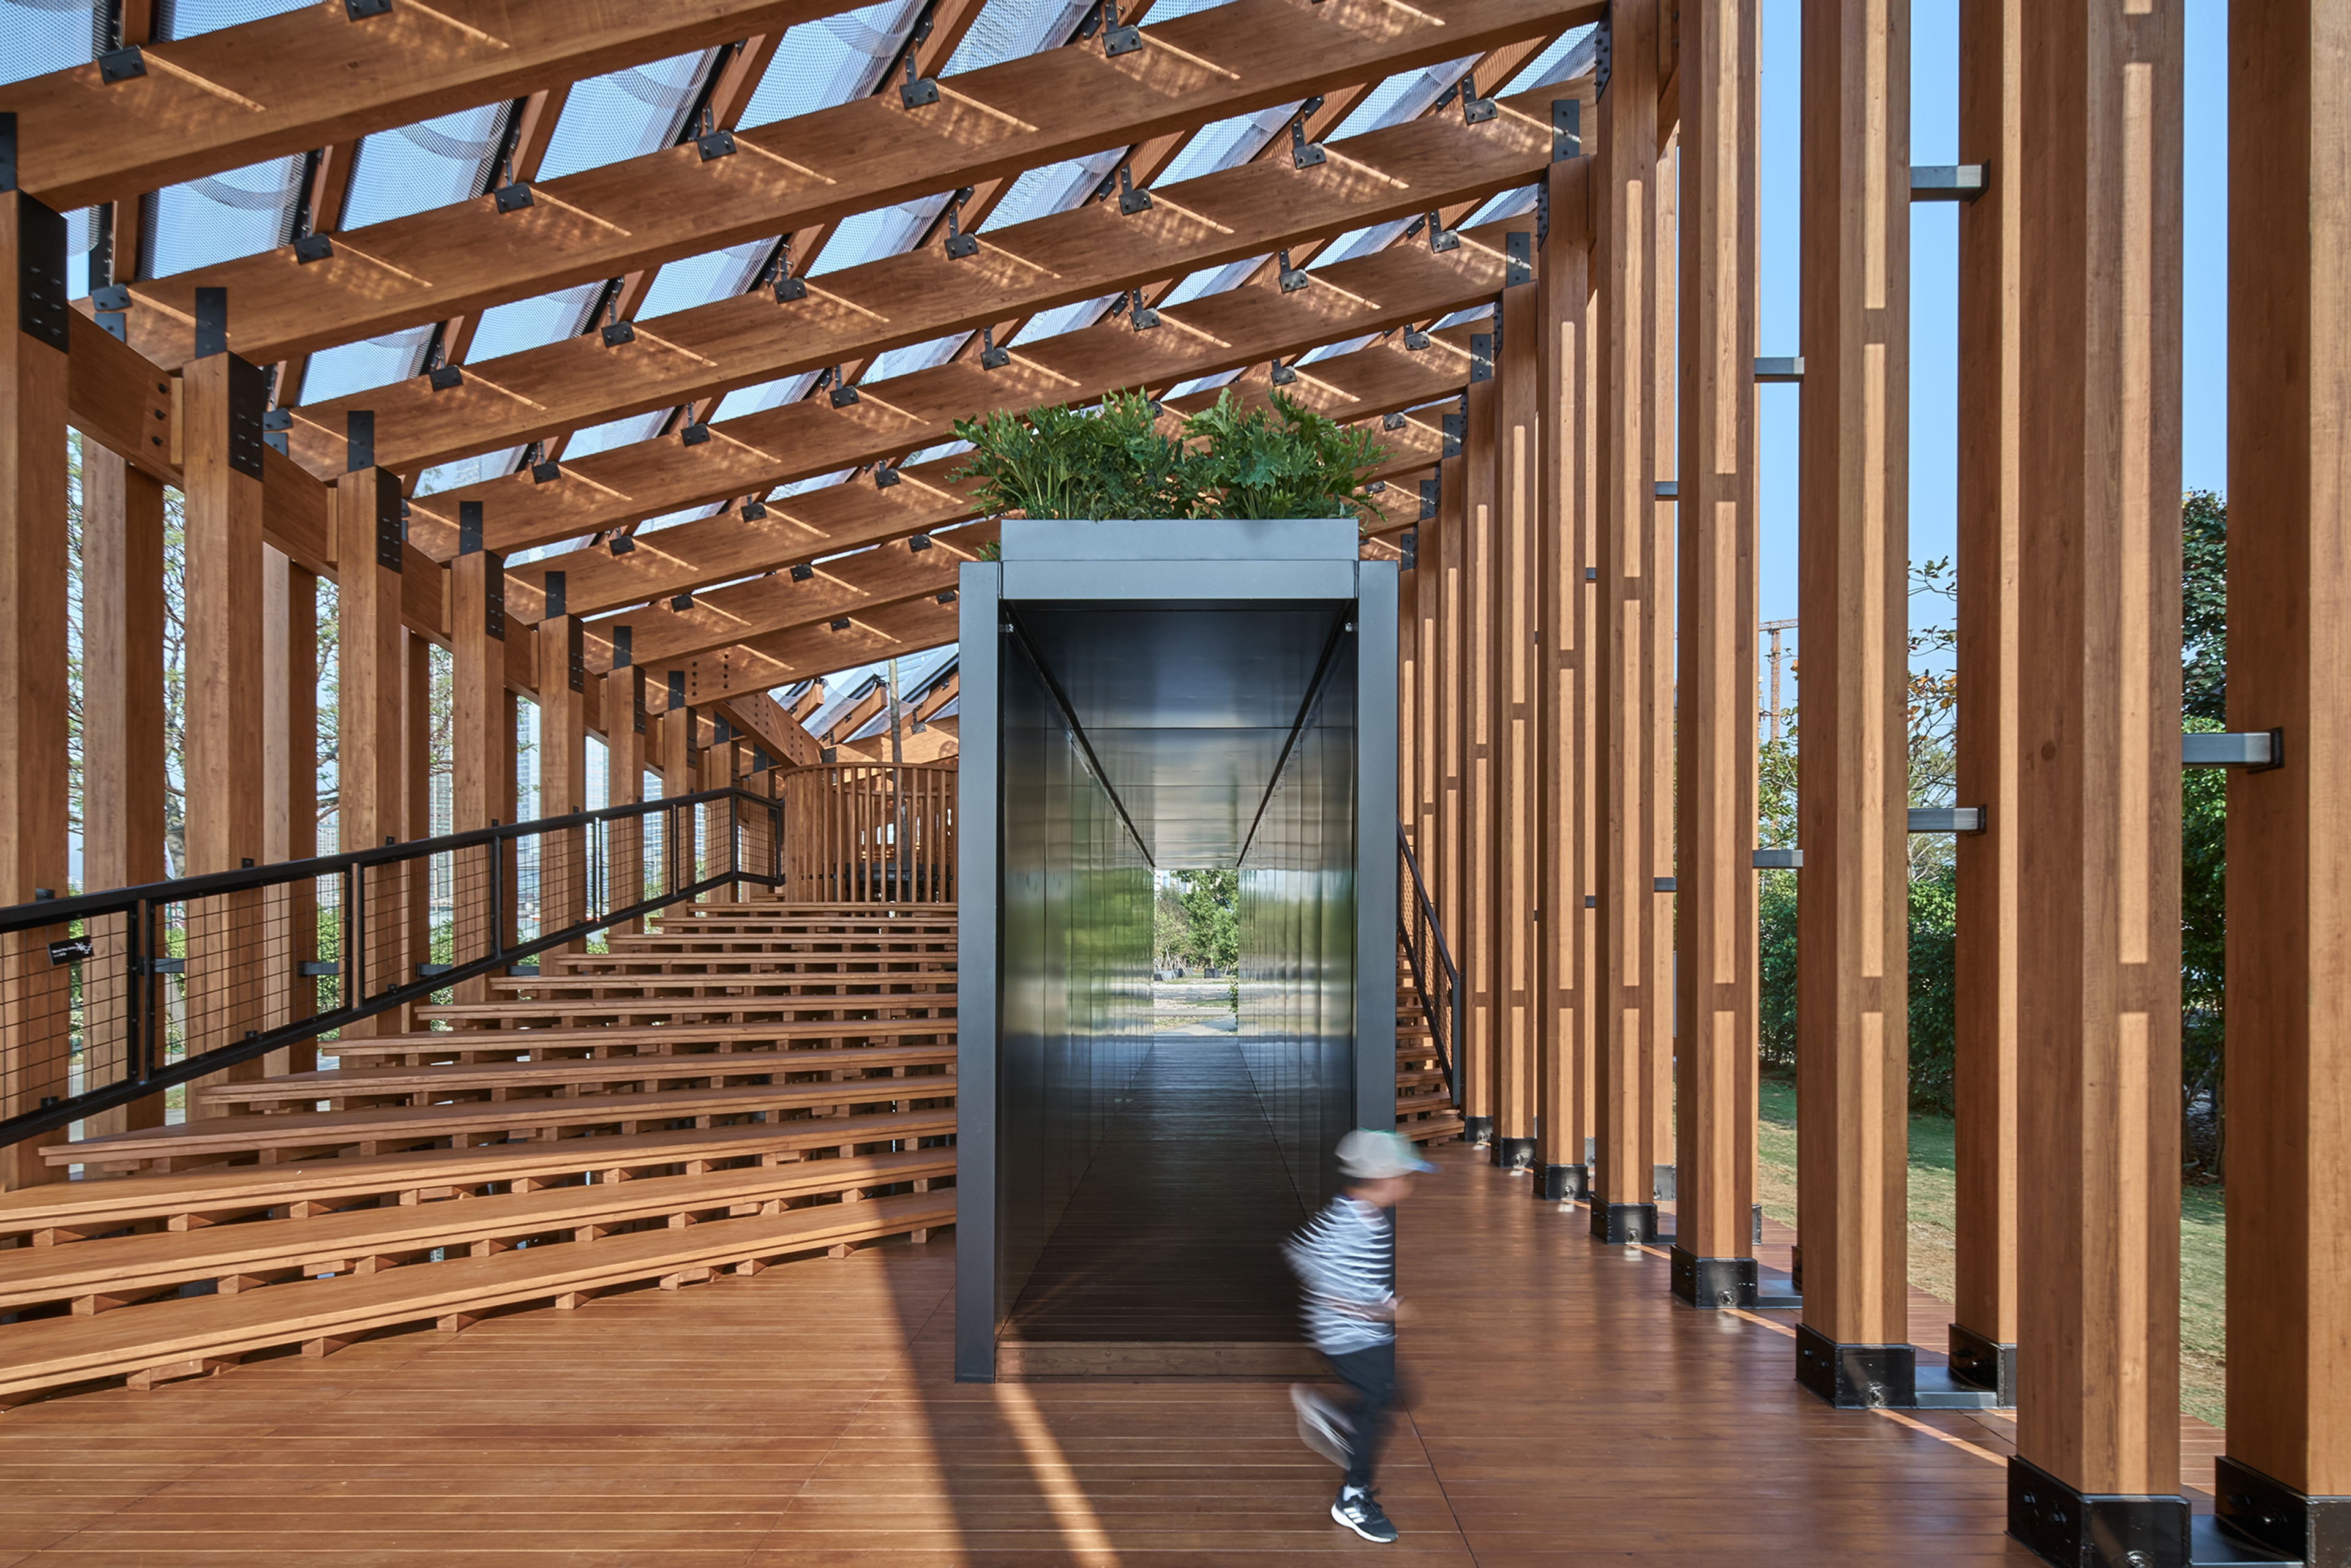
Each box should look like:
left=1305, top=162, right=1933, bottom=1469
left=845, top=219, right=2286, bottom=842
left=0, top=1159, right=2089, bottom=1563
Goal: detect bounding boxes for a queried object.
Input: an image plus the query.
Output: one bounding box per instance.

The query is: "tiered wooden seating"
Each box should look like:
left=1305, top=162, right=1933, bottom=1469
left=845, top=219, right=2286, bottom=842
left=0, top=901, right=958, bottom=1409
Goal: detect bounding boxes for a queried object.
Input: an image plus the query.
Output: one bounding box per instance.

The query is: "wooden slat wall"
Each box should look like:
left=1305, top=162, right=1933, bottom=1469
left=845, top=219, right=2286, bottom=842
left=778, top=764, right=959, bottom=907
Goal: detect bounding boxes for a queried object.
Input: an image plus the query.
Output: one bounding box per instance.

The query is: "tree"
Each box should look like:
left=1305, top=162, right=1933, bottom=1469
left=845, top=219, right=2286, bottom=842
left=1172, top=868, right=1239, bottom=972
left=2179, top=491, right=2228, bottom=1175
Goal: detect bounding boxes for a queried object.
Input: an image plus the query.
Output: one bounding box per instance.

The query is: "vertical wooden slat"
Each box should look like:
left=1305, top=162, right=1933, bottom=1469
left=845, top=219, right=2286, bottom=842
left=1461, top=373, right=1498, bottom=1146
left=1671, top=0, right=1761, bottom=1300
left=1951, top=0, right=2024, bottom=1403
left=0, top=189, right=70, bottom=1185
left=336, top=468, right=403, bottom=1035
left=1645, top=124, right=1681, bottom=1188
left=1538, top=152, right=1595, bottom=1195
left=2009, top=0, right=2186, bottom=1537
left=1791, top=0, right=1914, bottom=1401
left=1492, top=271, right=1542, bottom=1166
left=449, top=542, right=503, bottom=1000
left=181, top=344, right=268, bottom=1115
left=1591, top=0, right=1667, bottom=1242
left=80, top=445, right=167, bottom=1136
left=536, top=589, right=587, bottom=947
left=602, top=662, right=645, bottom=930
left=261, top=552, right=318, bottom=1074
left=399, top=628, right=430, bottom=1030
left=1436, top=446, right=1466, bottom=1114
left=2218, top=2, right=2351, bottom=1543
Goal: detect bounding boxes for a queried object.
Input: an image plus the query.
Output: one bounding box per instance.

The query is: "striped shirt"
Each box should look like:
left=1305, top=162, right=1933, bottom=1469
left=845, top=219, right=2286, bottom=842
left=1284, top=1195, right=1396, bottom=1354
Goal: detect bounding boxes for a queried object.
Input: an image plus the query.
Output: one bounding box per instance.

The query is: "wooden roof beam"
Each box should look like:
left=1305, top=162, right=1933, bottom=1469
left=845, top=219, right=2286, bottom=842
left=489, top=305, right=1488, bottom=626
left=290, top=80, right=1572, bottom=478
left=126, top=0, right=1594, bottom=378
left=1, top=0, right=850, bottom=212
left=411, top=202, right=1517, bottom=566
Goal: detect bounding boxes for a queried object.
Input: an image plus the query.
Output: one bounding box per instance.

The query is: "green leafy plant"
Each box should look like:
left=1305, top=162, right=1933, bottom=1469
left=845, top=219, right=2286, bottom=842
left=949, top=388, right=1387, bottom=530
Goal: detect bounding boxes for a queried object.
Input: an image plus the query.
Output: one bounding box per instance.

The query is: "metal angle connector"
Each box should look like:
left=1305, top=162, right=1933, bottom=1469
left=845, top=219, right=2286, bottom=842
left=899, top=4, right=941, bottom=109
left=945, top=187, right=977, bottom=259
left=980, top=326, right=1010, bottom=370
left=1505, top=230, right=1532, bottom=287
left=1382, top=411, right=1406, bottom=430
left=1290, top=96, right=1326, bottom=169
left=1126, top=288, right=1160, bottom=331
left=1552, top=98, right=1582, bottom=162
left=1278, top=249, right=1309, bottom=292
left=1096, top=0, right=1141, bottom=56
left=875, top=462, right=900, bottom=488
left=1460, top=70, right=1496, bottom=125
left=1425, top=211, right=1458, bottom=253
left=1402, top=322, right=1430, bottom=351
left=1270, top=354, right=1296, bottom=386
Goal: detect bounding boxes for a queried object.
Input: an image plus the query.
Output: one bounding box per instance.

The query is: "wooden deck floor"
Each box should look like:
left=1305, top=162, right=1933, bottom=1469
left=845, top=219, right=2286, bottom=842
left=0, top=1158, right=2120, bottom=1564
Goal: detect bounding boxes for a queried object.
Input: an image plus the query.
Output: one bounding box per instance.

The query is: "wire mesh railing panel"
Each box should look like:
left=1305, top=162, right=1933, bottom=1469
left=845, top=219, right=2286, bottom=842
left=0, top=784, right=789, bottom=1148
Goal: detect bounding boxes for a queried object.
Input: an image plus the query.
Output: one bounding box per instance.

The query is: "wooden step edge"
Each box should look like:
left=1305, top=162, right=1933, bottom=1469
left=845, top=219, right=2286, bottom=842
left=0, top=1193, right=958, bottom=1405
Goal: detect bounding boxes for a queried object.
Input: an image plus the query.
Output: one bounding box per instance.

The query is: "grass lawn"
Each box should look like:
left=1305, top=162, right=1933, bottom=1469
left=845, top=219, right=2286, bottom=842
left=1756, top=1077, right=2226, bottom=1426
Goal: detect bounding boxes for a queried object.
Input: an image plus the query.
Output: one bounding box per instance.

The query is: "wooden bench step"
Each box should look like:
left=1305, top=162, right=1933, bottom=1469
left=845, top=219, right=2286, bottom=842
left=0, top=1149, right=956, bottom=1315
left=328, top=1016, right=954, bottom=1068
left=199, top=1041, right=958, bottom=1111
left=52, top=1071, right=956, bottom=1172
left=1399, top=1113, right=1464, bottom=1144
left=6, top=1111, right=956, bottom=1245
left=488, top=968, right=956, bottom=997
left=411, top=991, right=955, bottom=1029
left=0, top=1190, right=954, bottom=1406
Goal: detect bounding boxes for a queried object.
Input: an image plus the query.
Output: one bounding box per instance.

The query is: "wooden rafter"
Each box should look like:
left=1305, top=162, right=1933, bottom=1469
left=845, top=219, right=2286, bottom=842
left=114, top=0, right=1589, bottom=377
left=1, top=0, right=855, bottom=212
left=286, top=85, right=1572, bottom=478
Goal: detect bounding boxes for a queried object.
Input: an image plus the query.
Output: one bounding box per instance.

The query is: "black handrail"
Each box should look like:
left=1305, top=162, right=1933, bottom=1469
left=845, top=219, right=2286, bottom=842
left=0, top=784, right=784, bottom=1148
left=1396, top=822, right=1461, bottom=1111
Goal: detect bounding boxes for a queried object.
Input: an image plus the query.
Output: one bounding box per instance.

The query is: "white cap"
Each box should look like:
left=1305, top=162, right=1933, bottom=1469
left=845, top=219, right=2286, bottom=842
left=1337, top=1128, right=1439, bottom=1179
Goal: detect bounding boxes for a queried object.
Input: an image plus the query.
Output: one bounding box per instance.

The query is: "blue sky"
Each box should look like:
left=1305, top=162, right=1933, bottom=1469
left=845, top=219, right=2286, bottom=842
left=1755, top=0, right=2229, bottom=643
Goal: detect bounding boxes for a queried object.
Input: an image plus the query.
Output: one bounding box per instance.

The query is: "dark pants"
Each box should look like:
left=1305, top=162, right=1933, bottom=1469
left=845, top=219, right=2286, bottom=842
left=1326, top=1340, right=1397, bottom=1491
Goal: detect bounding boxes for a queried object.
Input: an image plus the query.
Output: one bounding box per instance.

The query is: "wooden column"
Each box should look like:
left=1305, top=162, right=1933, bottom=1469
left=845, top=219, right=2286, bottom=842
left=604, top=643, right=647, bottom=934
left=1412, top=484, right=1441, bottom=885
left=536, top=576, right=587, bottom=947
left=1791, top=0, right=1913, bottom=1401
left=399, top=628, right=432, bottom=1029
left=1671, top=0, right=1761, bottom=1305
left=1646, top=125, right=1680, bottom=1191
left=2216, top=2, right=2351, bottom=1552
left=181, top=317, right=271, bottom=1115
left=449, top=503, right=504, bottom=1000
left=1538, top=152, right=1596, bottom=1199
left=1434, top=443, right=1468, bottom=1122
left=2008, top=0, right=2185, bottom=1547
left=661, top=678, right=697, bottom=899
left=0, top=186, right=70, bottom=1187
left=1589, top=0, right=1668, bottom=1244
left=336, top=463, right=405, bottom=1033
left=1460, top=371, right=1499, bottom=1148
left=1950, top=0, right=2023, bottom=1404
left=80, top=445, right=168, bottom=1137
left=261, top=549, right=318, bottom=1075
left=1491, top=271, right=1542, bottom=1170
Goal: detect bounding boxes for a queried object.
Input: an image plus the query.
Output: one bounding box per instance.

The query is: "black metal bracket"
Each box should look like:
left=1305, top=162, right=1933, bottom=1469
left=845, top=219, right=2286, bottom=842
left=15, top=194, right=69, bottom=352
left=899, top=1, right=940, bottom=105
left=1491, top=1136, right=1535, bottom=1170
left=1382, top=411, right=1405, bottom=431
left=1460, top=70, right=1496, bottom=124
left=1270, top=354, right=1295, bottom=386
left=670, top=591, right=694, bottom=613
left=1594, top=15, right=1612, bottom=96
left=945, top=187, right=977, bottom=259
left=1670, top=1248, right=1759, bottom=1310
left=1795, top=1325, right=1917, bottom=1408
left=680, top=418, right=710, bottom=446
left=771, top=238, right=808, bottom=301
left=607, top=533, right=636, bottom=556
left=1127, top=288, right=1159, bottom=330
left=697, top=127, right=736, bottom=161
left=91, top=281, right=129, bottom=342
left=99, top=44, right=144, bottom=82
left=531, top=454, right=561, bottom=483
left=1441, top=411, right=1463, bottom=458
left=370, top=467, right=402, bottom=571
left=1117, top=162, right=1151, bottom=214
left=429, top=362, right=463, bottom=391
left=1426, top=210, right=1458, bottom=253
left=1505, top=230, right=1532, bottom=287
left=1589, top=1201, right=1656, bottom=1244
left=1277, top=249, right=1308, bottom=291
left=980, top=326, right=1009, bottom=369
left=293, top=232, right=334, bottom=264
left=1553, top=97, right=1581, bottom=161
left=345, top=0, right=391, bottom=17
left=1403, top=322, right=1430, bottom=350
left=909, top=533, right=932, bottom=551
left=601, top=320, right=636, bottom=347
left=1098, top=0, right=1140, bottom=56
left=790, top=563, right=813, bottom=581
left=1290, top=96, right=1326, bottom=168
left=227, top=355, right=268, bottom=479
left=494, top=180, right=534, bottom=214
left=2008, top=1456, right=2189, bottom=1568
left=875, top=461, right=899, bottom=488
left=263, top=407, right=290, bottom=456
left=1419, top=478, right=1437, bottom=520
left=1469, top=333, right=1492, bottom=383
left=826, top=366, right=860, bottom=407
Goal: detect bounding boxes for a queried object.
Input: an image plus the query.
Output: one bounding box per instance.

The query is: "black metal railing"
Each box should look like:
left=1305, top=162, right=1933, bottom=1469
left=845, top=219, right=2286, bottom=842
left=1397, top=822, right=1461, bottom=1110
left=0, top=786, right=784, bottom=1148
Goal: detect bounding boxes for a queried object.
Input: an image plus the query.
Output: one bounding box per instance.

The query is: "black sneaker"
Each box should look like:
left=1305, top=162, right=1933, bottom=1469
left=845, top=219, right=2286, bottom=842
left=1332, top=1487, right=1398, bottom=1544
